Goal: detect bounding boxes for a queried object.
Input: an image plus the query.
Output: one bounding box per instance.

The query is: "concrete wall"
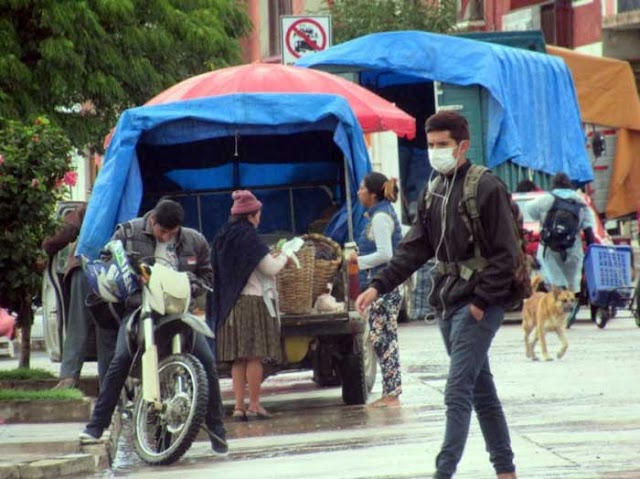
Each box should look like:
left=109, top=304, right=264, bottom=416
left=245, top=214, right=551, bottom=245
left=603, top=27, right=640, bottom=59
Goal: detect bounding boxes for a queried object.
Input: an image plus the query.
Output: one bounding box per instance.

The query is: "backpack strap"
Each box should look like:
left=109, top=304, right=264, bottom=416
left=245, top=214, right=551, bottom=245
left=119, top=220, right=135, bottom=251
left=424, top=176, right=442, bottom=212
left=462, top=165, right=490, bottom=261
left=437, top=165, right=491, bottom=280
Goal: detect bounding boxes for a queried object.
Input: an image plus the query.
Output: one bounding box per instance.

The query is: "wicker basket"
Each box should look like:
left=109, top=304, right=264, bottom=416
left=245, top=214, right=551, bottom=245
left=276, top=242, right=316, bottom=315
left=302, top=233, right=343, bottom=302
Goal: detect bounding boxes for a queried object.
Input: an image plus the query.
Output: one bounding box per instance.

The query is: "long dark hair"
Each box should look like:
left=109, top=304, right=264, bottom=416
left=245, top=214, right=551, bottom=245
left=363, top=172, right=399, bottom=203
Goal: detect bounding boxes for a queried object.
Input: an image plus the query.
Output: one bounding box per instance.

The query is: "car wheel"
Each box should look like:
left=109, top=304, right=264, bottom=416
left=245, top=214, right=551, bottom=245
left=340, top=330, right=373, bottom=405
left=340, top=351, right=367, bottom=405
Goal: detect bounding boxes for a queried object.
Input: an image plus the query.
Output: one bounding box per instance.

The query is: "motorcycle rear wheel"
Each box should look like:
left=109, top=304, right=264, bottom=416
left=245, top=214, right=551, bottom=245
left=132, top=353, right=208, bottom=465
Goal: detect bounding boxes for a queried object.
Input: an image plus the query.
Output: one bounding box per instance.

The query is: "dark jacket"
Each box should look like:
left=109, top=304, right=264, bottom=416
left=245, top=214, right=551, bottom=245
left=208, top=219, right=270, bottom=330
left=113, top=212, right=213, bottom=299
left=370, top=162, right=519, bottom=312
left=42, top=204, right=86, bottom=278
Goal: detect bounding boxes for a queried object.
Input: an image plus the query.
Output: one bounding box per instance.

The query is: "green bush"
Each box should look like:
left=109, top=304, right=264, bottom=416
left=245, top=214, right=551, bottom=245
left=0, top=116, right=73, bottom=318
left=0, top=116, right=75, bottom=367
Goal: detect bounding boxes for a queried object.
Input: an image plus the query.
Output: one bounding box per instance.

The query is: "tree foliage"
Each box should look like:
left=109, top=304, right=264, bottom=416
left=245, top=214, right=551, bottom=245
left=0, top=116, right=74, bottom=367
left=328, top=0, right=457, bottom=44
left=0, top=0, right=251, bottom=149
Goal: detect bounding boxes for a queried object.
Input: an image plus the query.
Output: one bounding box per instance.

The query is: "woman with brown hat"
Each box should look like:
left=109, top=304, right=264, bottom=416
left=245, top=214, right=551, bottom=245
left=211, top=190, right=289, bottom=421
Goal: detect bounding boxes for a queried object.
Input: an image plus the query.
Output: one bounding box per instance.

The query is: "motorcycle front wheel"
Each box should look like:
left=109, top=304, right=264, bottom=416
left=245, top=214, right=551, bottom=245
left=132, top=353, right=208, bottom=465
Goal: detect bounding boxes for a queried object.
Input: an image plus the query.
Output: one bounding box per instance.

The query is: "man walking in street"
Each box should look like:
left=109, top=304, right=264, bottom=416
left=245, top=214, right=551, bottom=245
left=356, top=111, right=519, bottom=479
left=79, top=199, right=228, bottom=456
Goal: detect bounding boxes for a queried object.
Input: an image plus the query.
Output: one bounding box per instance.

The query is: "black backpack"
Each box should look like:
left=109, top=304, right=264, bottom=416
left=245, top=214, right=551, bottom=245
left=540, top=194, right=584, bottom=257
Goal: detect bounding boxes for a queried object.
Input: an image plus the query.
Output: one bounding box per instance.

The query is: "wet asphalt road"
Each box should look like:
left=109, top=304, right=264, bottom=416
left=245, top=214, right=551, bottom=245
left=93, top=312, right=640, bottom=479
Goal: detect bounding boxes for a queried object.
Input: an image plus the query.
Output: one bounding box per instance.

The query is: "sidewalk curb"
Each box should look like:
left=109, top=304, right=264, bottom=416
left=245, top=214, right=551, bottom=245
left=0, top=438, right=110, bottom=479
left=1, top=440, right=80, bottom=456
left=0, top=398, right=92, bottom=423
left=0, top=453, right=95, bottom=479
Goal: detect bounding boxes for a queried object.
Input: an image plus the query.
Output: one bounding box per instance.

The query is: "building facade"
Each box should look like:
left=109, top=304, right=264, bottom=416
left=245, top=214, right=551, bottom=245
left=459, top=0, right=640, bottom=86
left=239, top=1, right=640, bottom=88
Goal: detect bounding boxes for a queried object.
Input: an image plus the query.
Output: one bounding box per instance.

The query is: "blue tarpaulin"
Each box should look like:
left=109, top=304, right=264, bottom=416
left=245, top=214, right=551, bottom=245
left=296, top=31, right=593, bottom=183
left=77, top=93, right=372, bottom=259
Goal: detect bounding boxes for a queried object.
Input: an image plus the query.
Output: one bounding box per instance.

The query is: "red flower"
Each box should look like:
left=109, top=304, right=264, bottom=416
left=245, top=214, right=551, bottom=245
left=63, top=171, right=78, bottom=187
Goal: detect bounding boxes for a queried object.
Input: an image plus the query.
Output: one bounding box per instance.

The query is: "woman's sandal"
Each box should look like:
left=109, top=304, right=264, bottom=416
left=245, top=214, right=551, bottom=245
left=232, top=408, right=247, bottom=422
left=245, top=408, right=272, bottom=421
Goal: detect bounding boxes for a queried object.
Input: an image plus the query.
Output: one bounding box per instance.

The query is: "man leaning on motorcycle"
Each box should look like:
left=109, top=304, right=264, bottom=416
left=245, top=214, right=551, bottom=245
left=79, top=199, right=228, bottom=456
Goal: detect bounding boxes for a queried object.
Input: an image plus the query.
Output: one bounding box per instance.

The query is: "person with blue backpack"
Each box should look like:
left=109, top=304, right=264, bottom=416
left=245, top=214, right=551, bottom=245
left=524, top=173, right=597, bottom=324
left=351, top=172, right=404, bottom=408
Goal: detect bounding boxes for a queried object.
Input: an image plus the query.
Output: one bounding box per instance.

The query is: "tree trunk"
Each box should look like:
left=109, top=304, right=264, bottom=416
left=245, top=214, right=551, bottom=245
left=18, top=298, right=33, bottom=369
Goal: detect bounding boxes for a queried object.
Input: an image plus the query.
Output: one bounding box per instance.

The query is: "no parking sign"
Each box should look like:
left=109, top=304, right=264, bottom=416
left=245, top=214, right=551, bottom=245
left=281, top=16, right=332, bottom=66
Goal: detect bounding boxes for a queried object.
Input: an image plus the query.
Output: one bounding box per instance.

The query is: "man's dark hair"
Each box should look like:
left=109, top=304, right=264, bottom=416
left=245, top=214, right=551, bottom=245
left=425, top=111, right=470, bottom=144
left=154, top=199, right=184, bottom=229
left=551, top=172, right=574, bottom=190
left=516, top=179, right=538, bottom=193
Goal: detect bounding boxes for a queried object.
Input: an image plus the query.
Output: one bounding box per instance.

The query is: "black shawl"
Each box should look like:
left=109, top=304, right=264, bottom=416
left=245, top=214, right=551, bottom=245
left=208, top=219, right=269, bottom=330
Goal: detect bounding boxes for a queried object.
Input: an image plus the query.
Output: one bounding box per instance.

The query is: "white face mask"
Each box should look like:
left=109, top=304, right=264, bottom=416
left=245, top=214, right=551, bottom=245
left=428, top=146, right=458, bottom=174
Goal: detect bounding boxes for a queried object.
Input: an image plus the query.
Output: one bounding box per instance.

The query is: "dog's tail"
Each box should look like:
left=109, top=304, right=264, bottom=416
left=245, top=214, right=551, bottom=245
left=530, top=275, right=544, bottom=294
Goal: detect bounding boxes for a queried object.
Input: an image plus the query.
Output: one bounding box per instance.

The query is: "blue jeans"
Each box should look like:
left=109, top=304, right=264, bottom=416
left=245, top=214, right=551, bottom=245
left=86, top=318, right=225, bottom=437
left=434, top=305, right=515, bottom=479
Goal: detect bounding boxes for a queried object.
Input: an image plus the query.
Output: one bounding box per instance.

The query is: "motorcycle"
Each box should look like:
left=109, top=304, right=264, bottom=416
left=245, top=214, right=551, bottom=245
left=84, top=240, right=215, bottom=465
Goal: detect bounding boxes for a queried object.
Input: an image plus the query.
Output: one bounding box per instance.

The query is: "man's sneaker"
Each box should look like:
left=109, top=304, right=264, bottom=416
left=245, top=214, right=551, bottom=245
left=79, top=427, right=103, bottom=442
left=204, top=426, right=229, bottom=456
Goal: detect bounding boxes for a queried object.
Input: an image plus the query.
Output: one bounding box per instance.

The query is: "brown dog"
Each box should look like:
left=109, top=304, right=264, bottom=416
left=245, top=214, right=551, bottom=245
left=522, top=276, right=576, bottom=361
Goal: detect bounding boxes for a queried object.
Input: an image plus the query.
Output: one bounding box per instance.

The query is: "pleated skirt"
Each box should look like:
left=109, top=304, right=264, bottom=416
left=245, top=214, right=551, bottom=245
left=216, top=295, right=282, bottom=362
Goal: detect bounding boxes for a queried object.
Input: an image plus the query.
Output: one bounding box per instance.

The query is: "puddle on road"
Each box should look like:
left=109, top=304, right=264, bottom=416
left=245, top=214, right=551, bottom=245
left=92, top=399, right=441, bottom=477
left=92, top=372, right=443, bottom=477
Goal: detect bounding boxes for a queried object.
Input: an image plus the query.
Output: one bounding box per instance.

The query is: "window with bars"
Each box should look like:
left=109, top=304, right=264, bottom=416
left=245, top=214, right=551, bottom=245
left=619, top=0, right=640, bottom=13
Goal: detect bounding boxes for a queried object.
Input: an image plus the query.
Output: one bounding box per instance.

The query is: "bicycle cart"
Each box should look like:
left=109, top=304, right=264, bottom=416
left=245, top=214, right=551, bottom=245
left=585, top=244, right=635, bottom=329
